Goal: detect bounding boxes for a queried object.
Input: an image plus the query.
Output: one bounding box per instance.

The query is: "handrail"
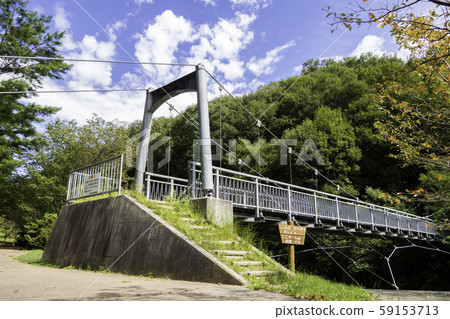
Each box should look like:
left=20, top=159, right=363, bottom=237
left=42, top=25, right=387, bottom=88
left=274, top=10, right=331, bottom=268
left=145, top=172, right=188, bottom=183
left=191, top=161, right=435, bottom=223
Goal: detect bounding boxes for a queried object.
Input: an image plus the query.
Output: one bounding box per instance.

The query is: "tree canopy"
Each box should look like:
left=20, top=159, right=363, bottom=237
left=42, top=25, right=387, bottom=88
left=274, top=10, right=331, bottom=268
left=0, top=0, right=70, bottom=182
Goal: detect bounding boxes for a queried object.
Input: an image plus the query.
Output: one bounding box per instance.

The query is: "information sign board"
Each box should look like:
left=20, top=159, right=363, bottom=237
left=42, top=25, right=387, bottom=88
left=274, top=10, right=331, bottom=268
left=83, top=173, right=101, bottom=196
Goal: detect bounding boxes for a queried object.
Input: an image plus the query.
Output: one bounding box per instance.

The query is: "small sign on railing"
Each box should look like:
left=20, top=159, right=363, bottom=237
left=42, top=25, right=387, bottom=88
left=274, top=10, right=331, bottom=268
left=83, top=173, right=101, bottom=196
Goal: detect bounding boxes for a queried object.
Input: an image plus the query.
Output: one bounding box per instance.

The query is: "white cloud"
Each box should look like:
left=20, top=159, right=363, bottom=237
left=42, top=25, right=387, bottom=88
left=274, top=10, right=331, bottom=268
left=247, top=40, right=295, bottom=76
left=199, top=0, right=216, bottom=6
left=395, top=48, right=411, bottom=61
left=188, top=12, right=256, bottom=81
left=215, top=59, right=245, bottom=81
left=351, top=35, right=386, bottom=57
left=29, top=5, right=289, bottom=124
left=134, top=0, right=154, bottom=4
left=135, top=10, right=195, bottom=84
left=66, top=35, right=116, bottom=89
left=208, top=13, right=255, bottom=60
left=294, top=65, right=303, bottom=74
left=229, top=0, right=270, bottom=9
left=54, top=4, right=71, bottom=31
left=33, top=78, right=146, bottom=123
left=107, top=20, right=127, bottom=41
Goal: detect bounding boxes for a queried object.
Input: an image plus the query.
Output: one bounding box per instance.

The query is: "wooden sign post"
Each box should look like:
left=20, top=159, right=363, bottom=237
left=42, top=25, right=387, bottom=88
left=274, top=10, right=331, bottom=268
left=278, top=221, right=306, bottom=272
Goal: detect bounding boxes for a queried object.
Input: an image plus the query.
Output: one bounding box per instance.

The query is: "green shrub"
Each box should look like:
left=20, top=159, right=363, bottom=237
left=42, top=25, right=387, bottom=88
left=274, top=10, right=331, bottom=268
left=20, top=213, right=57, bottom=249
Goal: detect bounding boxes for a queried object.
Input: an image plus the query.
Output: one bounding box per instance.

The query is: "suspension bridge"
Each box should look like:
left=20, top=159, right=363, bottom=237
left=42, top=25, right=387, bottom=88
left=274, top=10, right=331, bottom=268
left=135, top=64, right=439, bottom=242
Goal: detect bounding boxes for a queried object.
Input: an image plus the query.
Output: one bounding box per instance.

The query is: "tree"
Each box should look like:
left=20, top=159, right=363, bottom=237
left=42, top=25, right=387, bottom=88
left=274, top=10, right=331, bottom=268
left=327, top=0, right=450, bottom=221
left=0, top=0, right=70, bottom=234
left=0, top=0, right=70, bottom=182
left=25, top=115, right=132, bottom=215
left=283, top=106, right=362, bottom=195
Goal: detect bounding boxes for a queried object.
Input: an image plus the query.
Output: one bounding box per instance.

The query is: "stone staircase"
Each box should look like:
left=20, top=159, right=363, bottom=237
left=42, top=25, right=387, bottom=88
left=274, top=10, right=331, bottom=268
left=213, top=240, right=291, bottom=281
left=150, top=200, right=293, bottom=285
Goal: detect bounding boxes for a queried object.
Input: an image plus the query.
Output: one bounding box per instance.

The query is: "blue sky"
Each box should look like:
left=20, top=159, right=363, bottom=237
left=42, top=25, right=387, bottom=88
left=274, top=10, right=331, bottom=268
left=27, top=0, right=413, bottom=123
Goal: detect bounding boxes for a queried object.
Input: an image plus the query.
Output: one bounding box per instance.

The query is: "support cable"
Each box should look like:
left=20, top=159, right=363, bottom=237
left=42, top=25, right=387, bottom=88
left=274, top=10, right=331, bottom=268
left=76, top=174, right=201, bottom=301
left=204, top=69, right=359, bottom=201
left=0, top=88, right=147, bottom=94
left=271, top=245, right=371, bottom=258
left=303, top=230, right=373, bottom=298
left=0, top=55, right=197, bottom=67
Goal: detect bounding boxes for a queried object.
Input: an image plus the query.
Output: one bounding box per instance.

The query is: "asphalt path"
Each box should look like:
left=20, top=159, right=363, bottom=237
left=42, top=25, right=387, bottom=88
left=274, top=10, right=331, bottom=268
left=0, top=248, right=297, bottom=301
left=3, top=248, right=449, bottom=301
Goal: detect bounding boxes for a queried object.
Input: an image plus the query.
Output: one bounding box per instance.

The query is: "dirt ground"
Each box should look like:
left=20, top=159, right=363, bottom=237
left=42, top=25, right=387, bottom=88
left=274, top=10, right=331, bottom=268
left=0, top=248, right=298, bottom=301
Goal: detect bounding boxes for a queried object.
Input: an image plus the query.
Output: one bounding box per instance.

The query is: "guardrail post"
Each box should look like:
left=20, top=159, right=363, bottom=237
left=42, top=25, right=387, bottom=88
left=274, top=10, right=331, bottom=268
left=354, top=202, right=359, bottom=229
left=288, top=186, right=292, bottom=221
left=146, top=174, right=150, bottom=200
left=384, top=208, right=388, bottom=232
left=314, top=192, right=319, bottom=224
left=170, top=178, right=174, bottom=197
left=190, top=161, right=196, bottom=199
left=370, top=206, right=375, bottom=231
left=214, top=169, right=220, bottom=198
left=255, top=178, right=260, bottom=218
left=66, top=173, right=73, bottom=204
left=408, top=217, right=411, bottom=236
left=118, top=154, right=123, bottom=195
left=335, top=198, right=340, bottom=226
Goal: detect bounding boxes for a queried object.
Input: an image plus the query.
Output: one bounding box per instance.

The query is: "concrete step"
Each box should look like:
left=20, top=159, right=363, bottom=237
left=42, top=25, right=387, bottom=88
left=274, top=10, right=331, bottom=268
left=216, top=240, right=239, bottom=245
left=244, top=270, right=280, bottom=277
left=214, top=250, right=251, bottom=256
left=189, top=225, right=207, bottom=230
left=224, top=256, right=243, bottom=260
left=233, top=260, right=262, bottom=267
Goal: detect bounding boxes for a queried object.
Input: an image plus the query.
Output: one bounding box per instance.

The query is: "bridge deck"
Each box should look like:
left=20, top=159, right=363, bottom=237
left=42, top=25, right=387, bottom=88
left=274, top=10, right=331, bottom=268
left=144, top=163, right=438, bottom=240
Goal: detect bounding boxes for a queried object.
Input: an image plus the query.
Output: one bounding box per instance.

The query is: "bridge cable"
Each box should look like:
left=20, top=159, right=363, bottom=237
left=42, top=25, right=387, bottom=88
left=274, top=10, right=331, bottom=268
left=342, top=227, right=388, bottom=259
left=166, top=80, right=444, bottom=293
left=0, top=88, right=147, bottom=94
left=288, top=146, right=293, bottom=185
left=305, top=230, right=397, bottom=289
left=76, top=174, right=202, bottom=301
left=300, top=229, right=373, bottom=298
left=0, top=55, right=197, bottom=67
left=204, top=69, right=359, bottom=201
left=71, top=0, right=199, bottom=133
left=167, top=88, right=446, bottom=292
left=271, top=245, right=371, bottom=258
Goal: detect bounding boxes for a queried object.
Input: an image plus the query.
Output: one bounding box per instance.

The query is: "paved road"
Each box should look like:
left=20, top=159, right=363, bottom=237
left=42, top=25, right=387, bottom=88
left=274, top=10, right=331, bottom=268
left=369, top=289, right=450, bottom=301
left=0, top=248, right=297, bottom=301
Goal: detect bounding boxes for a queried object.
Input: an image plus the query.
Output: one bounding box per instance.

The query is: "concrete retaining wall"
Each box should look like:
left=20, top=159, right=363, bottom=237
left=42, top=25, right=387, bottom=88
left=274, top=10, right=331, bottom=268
left=42, top=195, right=246, bottom=285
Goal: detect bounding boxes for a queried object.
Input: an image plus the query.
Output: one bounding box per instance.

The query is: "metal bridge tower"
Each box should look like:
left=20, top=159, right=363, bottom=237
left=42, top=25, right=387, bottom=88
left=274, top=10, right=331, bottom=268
left=135, top=64, right=214, bottom=197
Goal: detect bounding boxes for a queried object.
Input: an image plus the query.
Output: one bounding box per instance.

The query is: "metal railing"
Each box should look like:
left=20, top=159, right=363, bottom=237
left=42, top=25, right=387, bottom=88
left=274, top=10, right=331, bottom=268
left=145, top=172, right=188, bottom=201
left=189, top=162, right=437, bottom=238
left=66, top=155, right=123, bottom=203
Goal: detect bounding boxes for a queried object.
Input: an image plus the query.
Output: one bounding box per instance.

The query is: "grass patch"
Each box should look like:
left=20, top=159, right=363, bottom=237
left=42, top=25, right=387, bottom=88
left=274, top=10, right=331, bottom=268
left=124, top=191, right=372, bottom=301
left=15, top=250, right=48, bottom=266
left=53, top=191, right=373, bottom=300
left=250, top=271, right=371, bottom=301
